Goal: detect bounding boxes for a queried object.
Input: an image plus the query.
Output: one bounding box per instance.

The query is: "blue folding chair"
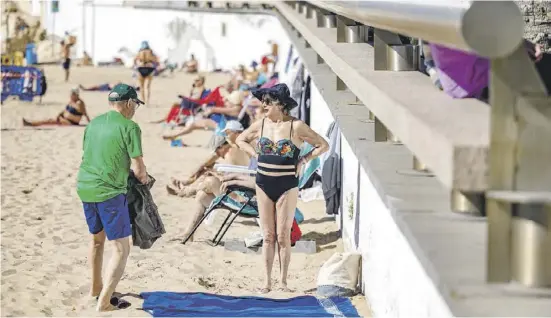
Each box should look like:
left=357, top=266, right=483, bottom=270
left=181, top=165, right=306, bottom=246
left=1, top=65, right=43, bottom=103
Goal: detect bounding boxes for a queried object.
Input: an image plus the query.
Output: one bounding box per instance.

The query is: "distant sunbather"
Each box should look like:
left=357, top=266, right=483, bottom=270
left=23, top=87, right=90, bottom=126
left=79, top=82, right=121, bottom=92
left=182, top=54, right=198, bottom=73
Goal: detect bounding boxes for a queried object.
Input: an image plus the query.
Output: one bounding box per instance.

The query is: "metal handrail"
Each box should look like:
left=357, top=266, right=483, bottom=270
left=309, top=1, right=524, bottom=58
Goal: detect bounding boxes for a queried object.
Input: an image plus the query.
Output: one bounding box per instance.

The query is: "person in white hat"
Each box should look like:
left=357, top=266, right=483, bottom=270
left=23, top=87, right=90, bottom=126
left=173, top=126, right=258, bottom=243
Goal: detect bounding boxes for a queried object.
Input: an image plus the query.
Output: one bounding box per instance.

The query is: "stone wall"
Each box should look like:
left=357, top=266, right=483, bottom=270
left=515, top=0, right=551, bottom=52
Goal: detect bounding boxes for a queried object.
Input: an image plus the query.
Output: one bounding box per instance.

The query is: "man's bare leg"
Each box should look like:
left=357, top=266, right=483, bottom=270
left=96, top=236, right=131, bottom=312
left=90, top=231, right=106, bottom=297
left=182, top=190, right=215, bottom=242
left=256, top=186, right=276, bottom=293
left=275, top=188, right=299, bottom=292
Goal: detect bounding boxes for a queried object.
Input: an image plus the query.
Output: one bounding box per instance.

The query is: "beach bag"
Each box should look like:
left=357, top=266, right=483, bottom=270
left=290, top=219, right=302, bottom=246
left=316, top=252, right=361, bottom=297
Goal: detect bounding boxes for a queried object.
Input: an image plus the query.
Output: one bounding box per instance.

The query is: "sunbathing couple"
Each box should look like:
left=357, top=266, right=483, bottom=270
left=160, top=78, right=245, bottom=139
left=22, top=87, right=90, bottom=126
left=171, top=84, right=329, bottom=293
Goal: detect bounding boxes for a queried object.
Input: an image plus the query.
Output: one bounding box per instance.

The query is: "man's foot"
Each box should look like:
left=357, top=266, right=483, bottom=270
left=22, top=118, right=32, bottom=126
left=96, top=296, right=131, bottom=312
left=90, top=284, right=103, bottom=297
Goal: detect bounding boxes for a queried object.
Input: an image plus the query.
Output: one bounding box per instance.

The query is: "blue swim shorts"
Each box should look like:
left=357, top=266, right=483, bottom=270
left=82, top=194, right=131, bottom=240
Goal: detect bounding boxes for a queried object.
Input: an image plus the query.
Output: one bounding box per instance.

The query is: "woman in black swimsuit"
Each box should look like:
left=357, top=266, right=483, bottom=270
left=23, top=88, right=90, bottom=126
left=236, top=84, right=328, bottom=293
left=134, top=41, right=158, bottom=105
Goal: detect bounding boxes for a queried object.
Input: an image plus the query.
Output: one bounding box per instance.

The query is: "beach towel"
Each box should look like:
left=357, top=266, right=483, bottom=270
left=140, top=292, right=360, bottom=317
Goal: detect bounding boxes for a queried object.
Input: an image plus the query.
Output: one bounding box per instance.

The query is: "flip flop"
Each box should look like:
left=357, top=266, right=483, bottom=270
left=110, top=296, right=131, bottom=309
left=95, top=296, right=131, bottom=310
left=258, top=288, right=271, bottom=294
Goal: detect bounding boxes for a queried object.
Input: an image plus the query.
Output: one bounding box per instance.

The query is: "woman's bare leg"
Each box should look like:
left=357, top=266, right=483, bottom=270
left=275, top=188, right=299, bottom=292
left=256, top=185, right=276, bottom=293
left=162, top=119, right=217, bottom=139
left=138, top=76, right=146, bottom=103
left=179, top=175, right=220, bottom=197
left=90, top=230, right=106, bottom=297
left=22, top=117, right=71, bottom=127
left=145, top=75, right=153, bottom=105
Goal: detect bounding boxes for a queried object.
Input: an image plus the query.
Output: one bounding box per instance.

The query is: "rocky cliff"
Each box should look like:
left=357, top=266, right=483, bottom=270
left=515, top=0, right=551, bottom=52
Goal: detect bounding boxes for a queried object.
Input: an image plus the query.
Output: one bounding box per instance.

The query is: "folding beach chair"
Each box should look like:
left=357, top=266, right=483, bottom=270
left=181, top=165, right=306, bottom=246
left=1, top=65, right=43, bottom=103
left=181, top=183, right=259, bottom=246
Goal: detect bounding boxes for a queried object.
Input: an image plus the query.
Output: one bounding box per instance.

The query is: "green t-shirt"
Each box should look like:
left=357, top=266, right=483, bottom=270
left=77, top=110, right=143, bottom=202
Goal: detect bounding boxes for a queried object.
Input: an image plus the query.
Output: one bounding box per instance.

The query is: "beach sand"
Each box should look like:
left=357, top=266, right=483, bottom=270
left=1, top=65, right=370, bottom=317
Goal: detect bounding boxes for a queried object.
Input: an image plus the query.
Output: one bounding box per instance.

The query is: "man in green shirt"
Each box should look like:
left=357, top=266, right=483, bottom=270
left=77, top=83, right=148, bottom=311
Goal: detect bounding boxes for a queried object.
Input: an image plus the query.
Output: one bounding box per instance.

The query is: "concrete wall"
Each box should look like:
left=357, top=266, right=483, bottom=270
left=307, top=74, right=454, bottom=318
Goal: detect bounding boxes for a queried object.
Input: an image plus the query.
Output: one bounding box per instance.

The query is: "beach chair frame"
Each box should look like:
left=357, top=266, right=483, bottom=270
left=181, top=184, right=258, bottom=246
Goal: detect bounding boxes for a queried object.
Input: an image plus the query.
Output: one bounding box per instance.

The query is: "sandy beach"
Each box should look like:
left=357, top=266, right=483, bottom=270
left=1, top=65, right=369, bottom=317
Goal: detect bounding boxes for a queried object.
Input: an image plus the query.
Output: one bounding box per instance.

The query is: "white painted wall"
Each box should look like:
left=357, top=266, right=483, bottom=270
left=43, top=1, right=290, bottom=71
left=308, top=76, right=453, bottom=317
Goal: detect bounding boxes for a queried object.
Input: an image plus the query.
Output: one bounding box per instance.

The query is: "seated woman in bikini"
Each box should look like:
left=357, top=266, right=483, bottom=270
left=134, top=41, right=158, bottom=105
left=23, top=88, right=90, bottom=126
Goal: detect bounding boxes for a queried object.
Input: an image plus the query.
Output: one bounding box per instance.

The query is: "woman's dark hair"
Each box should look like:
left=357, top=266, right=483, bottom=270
left=262, top=94, right=291, bottom=114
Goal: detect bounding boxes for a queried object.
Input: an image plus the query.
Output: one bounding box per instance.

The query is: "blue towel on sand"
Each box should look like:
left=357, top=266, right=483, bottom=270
left=141, top=292, right=360, bottom=317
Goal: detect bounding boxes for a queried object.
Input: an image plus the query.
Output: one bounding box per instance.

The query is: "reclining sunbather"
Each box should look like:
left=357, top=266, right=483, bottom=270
left=23, top=87, right=90, bottom=126
left=167, top=122, right=250, bottom=196
left=79, top=82, right=124, bottom=92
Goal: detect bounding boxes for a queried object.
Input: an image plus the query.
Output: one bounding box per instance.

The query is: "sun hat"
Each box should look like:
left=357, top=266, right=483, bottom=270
left=108, top=83, right=144, bottom=105
left=222, top=120, right=244, bottom=133
left=140, top=41, right=150, bottom=50
left=209, top=134, right=229, bottom=152
left=251, top=83, right=297, bottom=110
left=70, top=87, right=80, bottom=95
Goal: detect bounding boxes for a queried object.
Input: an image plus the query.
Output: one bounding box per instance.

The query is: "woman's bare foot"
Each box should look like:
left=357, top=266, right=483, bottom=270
left=279, top=284, right=294, bottom=293
left=177, top=186, right=196, bottom=198
left=166, top=185, right=178, bottom=196
left=258, top=287, right=271, bottom=294
left=170, top=177, right=185, bottom=190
